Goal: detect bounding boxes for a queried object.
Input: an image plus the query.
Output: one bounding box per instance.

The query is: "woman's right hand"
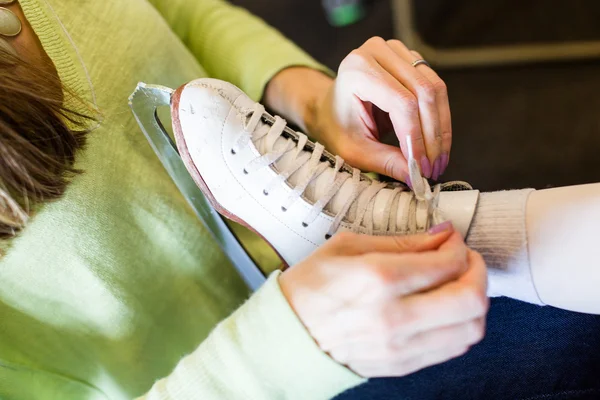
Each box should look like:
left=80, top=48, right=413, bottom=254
left=279, top=226, right=488, bottom=378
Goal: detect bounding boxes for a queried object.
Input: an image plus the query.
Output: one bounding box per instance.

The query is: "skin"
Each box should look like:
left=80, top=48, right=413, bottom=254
left=14, top=0, right=452, bottom=182
left=13, top=3, right=485, bottom=378
left=4, top=1, right=58, bottom=79
left=265, top=38, right=452, bottom=183
left=280, top=227, right=488, bottom=378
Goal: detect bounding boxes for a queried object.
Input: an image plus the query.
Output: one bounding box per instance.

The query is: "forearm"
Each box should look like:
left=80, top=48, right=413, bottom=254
left=264, top=67, right=334, bottom=133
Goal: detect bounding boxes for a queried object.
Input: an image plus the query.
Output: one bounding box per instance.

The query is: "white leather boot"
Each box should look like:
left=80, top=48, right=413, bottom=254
left=172, top=78, right=480, bottom=266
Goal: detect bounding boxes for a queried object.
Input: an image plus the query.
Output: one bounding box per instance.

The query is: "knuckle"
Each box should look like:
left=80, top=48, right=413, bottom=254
left=394, top=357, right=423, bottom=377
left=441, top=129, right=452, bottom=143
left=365, top=36, right=386, bottom=48
left=432, top=79, right=448, bottom=97
left=390, top=235, right=411, bottom=252
left=377, top=266, right=397, bottom=286
left=466, top=321, right=485, bottom=344
left=327, top=232, right=359, bottom=254
left=379, top=301, right=418, bottom=334
left=340, top=50, right=370, bottom=71
left=388, top=303, right=417, bottom=329
left=444, top=246, right=468, bottom=270
left=374, top=310, right=397, bottom=336
left=452, top=346, right=470, bottom=358
left=383, top=154, right=400, bottom=179
left=332, top=231, right=357, bottom=244
left=386, top=39, right=404, bottom=48
left=382, top=313, right=398, bottom=334
left=390, top=365, right=411, bottom=378
left=363, top=255, right=395, bottom=284
left=415, top=79, right=436, bottom=102
left=461, top=287, right=489, bottom=316
left=409, top=132, right=425, bottom=146
left=470, top=250, right=486, bottom=267
left=398, top=95, right=419, bottom=114
left=442, top=254, right=463, bottom=273
left=402, top=308, right=420, bottom=329
left=390, top=87, right=415, bottom=103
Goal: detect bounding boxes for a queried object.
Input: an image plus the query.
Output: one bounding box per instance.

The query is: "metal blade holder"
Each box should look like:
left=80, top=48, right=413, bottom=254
left=128, top=83, right=266, bottom=291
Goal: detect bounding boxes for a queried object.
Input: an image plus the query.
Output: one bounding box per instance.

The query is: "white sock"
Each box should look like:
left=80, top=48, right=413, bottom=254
left=466, top=189, right=544, bottom=305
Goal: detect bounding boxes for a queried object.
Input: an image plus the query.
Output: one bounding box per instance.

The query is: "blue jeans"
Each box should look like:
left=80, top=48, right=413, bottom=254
left=335, top=298, right=600, bottom=400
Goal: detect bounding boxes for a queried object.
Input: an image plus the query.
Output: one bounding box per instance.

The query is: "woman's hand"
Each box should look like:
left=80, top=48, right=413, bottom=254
left=265, top=37, right=452, bottom=184
left=279, top=226, right=488, bottom=378
left=311, top=37, right=451, bottom=182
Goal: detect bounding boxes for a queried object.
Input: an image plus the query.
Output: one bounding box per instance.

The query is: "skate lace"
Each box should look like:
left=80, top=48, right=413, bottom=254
left=232, top=103, right=469, bottom=238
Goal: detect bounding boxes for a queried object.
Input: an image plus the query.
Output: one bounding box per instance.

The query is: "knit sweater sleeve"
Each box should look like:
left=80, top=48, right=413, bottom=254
left=147, top=0, right=331, bottom=101
left=138, top=272, right=365, bottom=400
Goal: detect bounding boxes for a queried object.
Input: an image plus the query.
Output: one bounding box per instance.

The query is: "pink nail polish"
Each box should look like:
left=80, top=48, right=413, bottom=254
left=404, top=175, right=412, bottom=189
left=432, top=157, right=442, bottom=181
left=440, top=153, right=449, bottom=176
left=420, top=156, right=432, bottom=178
left=428, top=221, right=453, bottom=235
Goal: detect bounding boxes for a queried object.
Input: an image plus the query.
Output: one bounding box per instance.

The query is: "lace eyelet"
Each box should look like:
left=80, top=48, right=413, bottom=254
left=263, top=190, right=269, bottom=196
left=243, top=169, right=249, bottom=175
left=325, top=234, right=332, bottom=240
left=281, top=206, right=287, bottom=212
left=231, top=149, right=236, bottom=155
left=302, top=222, right=308, bottom=228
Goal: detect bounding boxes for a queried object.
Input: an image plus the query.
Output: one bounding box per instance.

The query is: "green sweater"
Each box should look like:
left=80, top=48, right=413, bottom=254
left=0, top=0, right=363, bottom=398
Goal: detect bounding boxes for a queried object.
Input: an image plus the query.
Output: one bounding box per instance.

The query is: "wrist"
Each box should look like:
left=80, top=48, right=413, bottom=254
left=264, top=67, right=333, bottom=134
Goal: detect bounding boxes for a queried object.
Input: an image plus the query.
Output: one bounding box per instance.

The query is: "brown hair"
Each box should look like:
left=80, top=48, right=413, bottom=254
left=0, top=47, right=93, bottom=238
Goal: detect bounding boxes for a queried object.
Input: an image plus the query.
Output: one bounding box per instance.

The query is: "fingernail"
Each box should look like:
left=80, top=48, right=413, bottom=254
left=404, top=174, right=412, bottom=189
left=432, top=157, right=442, bottom=181
left=440, top=153, right=449, bottom=176
left=428, top=221, right=453, bottom=235
left=420, top=156, right=432, bottom=178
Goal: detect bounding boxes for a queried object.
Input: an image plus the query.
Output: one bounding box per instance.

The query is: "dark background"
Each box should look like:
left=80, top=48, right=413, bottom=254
left=230, top=0, right=600, bottom=192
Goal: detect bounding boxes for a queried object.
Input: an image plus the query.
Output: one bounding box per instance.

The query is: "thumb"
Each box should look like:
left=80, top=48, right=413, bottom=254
left=349, top=139, right=410, bottom=183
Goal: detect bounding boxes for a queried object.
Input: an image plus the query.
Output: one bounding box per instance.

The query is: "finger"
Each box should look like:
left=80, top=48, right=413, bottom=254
left=341, top=137, right=410, bottom=183
left=371, top=40, right=441, bottom=177
left=327, top=97, right=406, bottom=181
left=410, top=50, right=452, bottom=178
left=372, top=237, right=469, bottom=297
left=464, top=249, right=488, bottom=296
left=317, top=236, right=470, bottom=345
left=396, top=247, right=489, bottom=335
left=344, top=66, right=426, bottom=179
left=351, top=344, right=469, bottom=378
left=315, top=232, right=466, bottom=342
left=392, top=316, right=485, bottom=360
left=329, top=317, right=484, bottom=365
left=327, top=223, right=454, bottom=256
left=385, top=42, right=445, bottom=171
